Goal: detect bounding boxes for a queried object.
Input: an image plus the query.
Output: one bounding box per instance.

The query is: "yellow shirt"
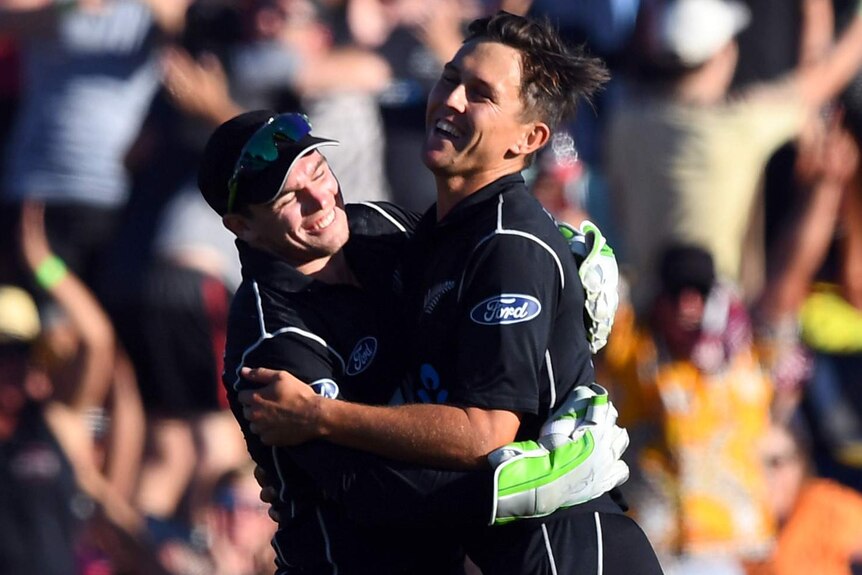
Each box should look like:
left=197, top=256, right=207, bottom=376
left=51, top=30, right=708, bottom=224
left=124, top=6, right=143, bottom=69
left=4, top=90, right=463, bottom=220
left=603, top=306, right=776, bottom=556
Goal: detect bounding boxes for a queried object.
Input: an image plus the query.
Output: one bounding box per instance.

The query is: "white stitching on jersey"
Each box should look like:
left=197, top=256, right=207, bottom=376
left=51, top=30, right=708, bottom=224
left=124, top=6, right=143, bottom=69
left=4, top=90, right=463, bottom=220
left=595, top=512, right=604, bottom=575
left=545, top=350, right=556, bottom=410
left=316, top=506, right=339, bottom=574
left=541, top=523, right=559, bottom=575
left=357, top=201, right=408, bottom=232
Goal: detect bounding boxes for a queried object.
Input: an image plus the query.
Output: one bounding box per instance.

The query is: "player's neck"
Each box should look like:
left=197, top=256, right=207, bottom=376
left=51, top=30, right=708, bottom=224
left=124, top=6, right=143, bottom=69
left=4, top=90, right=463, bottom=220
left=434, top=166, right=517, bottom=220
left=301, top=251, right=359, bottom=286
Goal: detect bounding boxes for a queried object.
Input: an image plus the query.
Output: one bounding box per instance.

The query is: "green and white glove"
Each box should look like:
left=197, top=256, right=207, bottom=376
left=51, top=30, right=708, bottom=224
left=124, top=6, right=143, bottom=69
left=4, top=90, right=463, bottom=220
left=558, top=220, right=620, bottom=354
left=487, top=384, right=629, bottom=525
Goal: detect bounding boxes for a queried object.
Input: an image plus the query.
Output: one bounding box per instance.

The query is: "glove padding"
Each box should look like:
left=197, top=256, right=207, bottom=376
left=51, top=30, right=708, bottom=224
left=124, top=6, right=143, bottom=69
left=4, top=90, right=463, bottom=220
left=559, top=220, right=620, bottom=354
left=487, top=384, right=629, bottom=525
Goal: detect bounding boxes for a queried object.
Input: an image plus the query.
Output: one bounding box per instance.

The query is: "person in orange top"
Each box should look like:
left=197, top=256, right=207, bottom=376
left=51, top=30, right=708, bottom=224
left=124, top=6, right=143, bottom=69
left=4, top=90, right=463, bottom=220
left=746, top=421, right=862, bottom=575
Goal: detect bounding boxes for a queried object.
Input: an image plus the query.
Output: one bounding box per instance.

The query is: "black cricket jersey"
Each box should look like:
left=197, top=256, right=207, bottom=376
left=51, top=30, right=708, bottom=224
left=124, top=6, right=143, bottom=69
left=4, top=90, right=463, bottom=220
left=399, top=174, right=624, bottom=573
left=400, top=173, right=595, bottom=436
left=223, top=202, right=466, bottom=575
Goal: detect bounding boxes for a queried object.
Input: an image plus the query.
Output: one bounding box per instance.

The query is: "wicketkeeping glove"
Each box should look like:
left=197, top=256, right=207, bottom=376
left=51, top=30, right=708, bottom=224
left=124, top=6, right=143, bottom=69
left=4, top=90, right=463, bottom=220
left=487, top=384, right=629, bottom=525
left=558, top=220, right=620, bottom=354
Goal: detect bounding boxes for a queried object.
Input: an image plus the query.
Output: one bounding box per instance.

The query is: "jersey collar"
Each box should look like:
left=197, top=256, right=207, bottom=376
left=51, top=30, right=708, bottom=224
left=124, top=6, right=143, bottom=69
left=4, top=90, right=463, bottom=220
left=237, top=240, right=314, bottom=292
left=431, top=172, right=526, bottom=229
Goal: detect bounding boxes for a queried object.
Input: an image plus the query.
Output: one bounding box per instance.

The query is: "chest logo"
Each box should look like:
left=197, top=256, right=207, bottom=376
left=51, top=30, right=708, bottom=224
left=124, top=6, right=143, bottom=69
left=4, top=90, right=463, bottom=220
left=346, top=336, right=378, bottom=376
left=310, top=378, right=340, bottom=399
left=470, top=294, right=542, bottom=325
left=423, top=280, right=456, bottom=314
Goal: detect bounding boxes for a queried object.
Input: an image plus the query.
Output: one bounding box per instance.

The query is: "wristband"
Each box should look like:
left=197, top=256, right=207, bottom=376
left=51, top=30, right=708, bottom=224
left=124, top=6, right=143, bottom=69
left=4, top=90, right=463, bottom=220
left=34, top=255, right=68, bottom=290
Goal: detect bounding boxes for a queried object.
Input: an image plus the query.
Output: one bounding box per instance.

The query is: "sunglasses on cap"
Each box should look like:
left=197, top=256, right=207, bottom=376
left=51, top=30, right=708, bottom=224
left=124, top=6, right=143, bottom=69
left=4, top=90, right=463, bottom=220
left=226, top=113, right=313, bottom=214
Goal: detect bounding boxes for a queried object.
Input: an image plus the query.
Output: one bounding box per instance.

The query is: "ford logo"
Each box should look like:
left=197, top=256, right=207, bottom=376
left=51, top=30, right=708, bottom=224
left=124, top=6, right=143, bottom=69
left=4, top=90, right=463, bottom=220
left=346, top=336, right=378, bottom=375
left=470, top=294, right=542, bottom=325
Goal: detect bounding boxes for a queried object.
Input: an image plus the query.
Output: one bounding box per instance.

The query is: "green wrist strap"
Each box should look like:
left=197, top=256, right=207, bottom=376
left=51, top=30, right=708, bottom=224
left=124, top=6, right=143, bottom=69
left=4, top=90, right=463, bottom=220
left=35, top=255, right=68, bottom=290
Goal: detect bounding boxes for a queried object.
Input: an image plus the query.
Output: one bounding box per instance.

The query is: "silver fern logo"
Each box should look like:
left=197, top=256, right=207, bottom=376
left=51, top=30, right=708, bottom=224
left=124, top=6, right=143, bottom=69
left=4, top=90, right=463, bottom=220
left=423, top=280, right=455, bottom=314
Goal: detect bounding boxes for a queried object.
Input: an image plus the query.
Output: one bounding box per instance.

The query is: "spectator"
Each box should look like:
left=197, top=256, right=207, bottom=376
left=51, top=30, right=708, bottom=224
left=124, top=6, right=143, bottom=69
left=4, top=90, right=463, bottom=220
left=1, top=203, right=168, bottom=573
left=602, top=244, right=775, bottom=572
left=156, top=463, right=276, bottom=575
left=348, top=0, right=476, bottom=211
left=225, top=0, right=393, bottom=203
left=0, top=0, right=189, bottom=295
left=606, top=0, right=862, bottom=313
left=745, top=421, right=862, bottom=575
left=794, top=92, right=862, bottom=488
left=529, top=130, right=591, bottom=226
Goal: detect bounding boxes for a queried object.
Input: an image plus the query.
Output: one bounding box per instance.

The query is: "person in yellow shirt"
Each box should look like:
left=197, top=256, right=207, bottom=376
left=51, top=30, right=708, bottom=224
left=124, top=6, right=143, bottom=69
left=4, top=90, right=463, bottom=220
left=602, top=244, right=775, bottom=570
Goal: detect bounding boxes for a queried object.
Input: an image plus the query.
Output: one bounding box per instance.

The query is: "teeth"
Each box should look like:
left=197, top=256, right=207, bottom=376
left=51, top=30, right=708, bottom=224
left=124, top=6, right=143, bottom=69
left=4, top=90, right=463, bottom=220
left=308, top=209, right=335, bottom=231
left=436, top=120, right=462, bottom=138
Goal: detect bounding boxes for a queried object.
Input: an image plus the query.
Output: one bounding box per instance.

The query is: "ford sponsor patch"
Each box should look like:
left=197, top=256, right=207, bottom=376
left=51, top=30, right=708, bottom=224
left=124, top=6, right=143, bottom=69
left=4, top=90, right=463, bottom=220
left=346, top=336, right=378, bottom=375
left=470, top=294, right=542, bottom=325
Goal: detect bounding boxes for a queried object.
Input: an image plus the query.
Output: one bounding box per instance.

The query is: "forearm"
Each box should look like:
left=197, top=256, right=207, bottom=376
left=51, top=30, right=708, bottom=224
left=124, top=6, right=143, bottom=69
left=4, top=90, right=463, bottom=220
left=315, top=400, right=515, bottom=469
left=141, top=0, right=189, bottom=37
left=799, top=0, right=834, bottom=66
left=239, top=367, right=518, bottom=468
left=103, top=352, right=146, bottom=500
left=797, top=6, right=862, bottom=106
left=48, top=271, right=116, bottom=410
left=294, top=49, right=392, bottom=96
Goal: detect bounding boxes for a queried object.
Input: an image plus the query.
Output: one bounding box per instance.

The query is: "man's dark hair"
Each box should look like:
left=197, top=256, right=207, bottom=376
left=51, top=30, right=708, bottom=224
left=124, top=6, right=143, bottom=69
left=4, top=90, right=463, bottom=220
left=465, top=11, right=610, bottom=129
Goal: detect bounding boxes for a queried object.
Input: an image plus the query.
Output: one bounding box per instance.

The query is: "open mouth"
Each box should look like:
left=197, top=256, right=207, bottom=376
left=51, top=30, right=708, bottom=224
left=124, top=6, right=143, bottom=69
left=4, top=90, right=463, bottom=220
left=306, top=208, right=336, bottom=232
left=434, top=119, right=463, bottom=140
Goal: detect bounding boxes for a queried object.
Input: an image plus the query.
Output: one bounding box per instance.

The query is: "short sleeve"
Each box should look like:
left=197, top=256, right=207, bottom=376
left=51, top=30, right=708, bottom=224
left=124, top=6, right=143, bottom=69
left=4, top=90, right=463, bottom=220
left=447, top=234, right=563, bottom=414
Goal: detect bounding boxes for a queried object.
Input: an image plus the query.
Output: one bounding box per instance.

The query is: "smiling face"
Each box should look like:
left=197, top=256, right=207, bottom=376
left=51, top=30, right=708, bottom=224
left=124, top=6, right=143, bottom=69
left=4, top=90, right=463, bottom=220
left=235, top=151, right=349, bottom=274
left=423, top=40, right=548, bottom=191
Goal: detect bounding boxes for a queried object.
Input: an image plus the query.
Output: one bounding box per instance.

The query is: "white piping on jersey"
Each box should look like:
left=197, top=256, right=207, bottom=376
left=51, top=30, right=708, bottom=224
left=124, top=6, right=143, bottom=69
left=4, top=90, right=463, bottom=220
left=229, top=280, right=344, bottom=572
left=541, top=523, right=559, bottom=575
left=457, top=194, right=565, bottom=300
left=272, top=448, right=296, bottom=518
left=594, top=512, right=604, bottom=575
left=230, top=282, right=346, bottom=392
left=357, top=201, right=408, bottom=232
left=316, top=507, right=339, bottom=574
left=545, top=350, right=556, bottom=410
left=496, top=194, right=565, bottom=289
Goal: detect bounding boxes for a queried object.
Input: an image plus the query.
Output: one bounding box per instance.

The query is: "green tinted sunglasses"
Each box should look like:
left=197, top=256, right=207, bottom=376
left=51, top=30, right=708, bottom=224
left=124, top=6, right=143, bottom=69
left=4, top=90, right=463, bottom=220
left=226, top=113, right=313, bottom=213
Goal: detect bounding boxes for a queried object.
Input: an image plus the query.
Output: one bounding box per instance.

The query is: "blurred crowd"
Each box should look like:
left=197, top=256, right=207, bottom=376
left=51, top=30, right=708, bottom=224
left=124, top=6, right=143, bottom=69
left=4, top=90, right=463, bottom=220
left=2, top=0, right=862, bottom=573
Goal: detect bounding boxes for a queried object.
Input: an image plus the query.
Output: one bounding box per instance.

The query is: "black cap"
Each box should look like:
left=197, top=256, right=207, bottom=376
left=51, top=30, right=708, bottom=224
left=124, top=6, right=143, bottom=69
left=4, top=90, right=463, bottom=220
left=659, top=243, right=716, bottom=296
left=198, top=110, right=338, bottom=216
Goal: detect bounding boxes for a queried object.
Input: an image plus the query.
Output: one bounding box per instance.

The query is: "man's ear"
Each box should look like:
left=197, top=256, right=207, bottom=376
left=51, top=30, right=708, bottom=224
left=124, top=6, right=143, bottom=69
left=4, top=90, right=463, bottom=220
left=223, top=213, right=256, bottom=244
left=510, top=121, right=551, bottom=156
